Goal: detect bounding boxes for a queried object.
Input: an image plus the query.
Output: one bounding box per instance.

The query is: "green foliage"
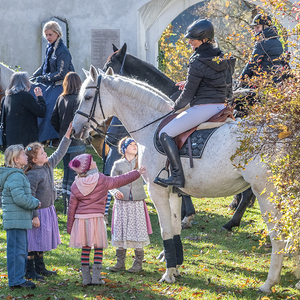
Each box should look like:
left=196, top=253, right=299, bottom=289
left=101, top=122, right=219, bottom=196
left=158, top=24, right=193, bottom=82
left=227, top=0, right=300, bottom=253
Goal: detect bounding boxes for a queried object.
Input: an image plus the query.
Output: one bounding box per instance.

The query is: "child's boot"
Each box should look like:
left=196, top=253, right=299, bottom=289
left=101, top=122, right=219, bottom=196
left=91, top=263, right=105, bottom=285
left=34, top=251, right=57, bottom=276
left=109, top=249, right=126, bottom=272
left=25, top=253, right=44, bottom=280
left=127, top=249, right=144, bottom=273
left=81, top=265, right=92, bottom=285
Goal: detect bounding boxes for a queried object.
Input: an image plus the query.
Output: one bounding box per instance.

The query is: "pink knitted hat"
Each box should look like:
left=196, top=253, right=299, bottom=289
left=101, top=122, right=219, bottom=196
left=69, top=154, right=92, bottom=174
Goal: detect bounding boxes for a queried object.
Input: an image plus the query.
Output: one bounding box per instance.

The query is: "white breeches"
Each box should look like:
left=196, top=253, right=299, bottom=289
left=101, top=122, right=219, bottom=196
left=160, top=103, right=225, bottom=138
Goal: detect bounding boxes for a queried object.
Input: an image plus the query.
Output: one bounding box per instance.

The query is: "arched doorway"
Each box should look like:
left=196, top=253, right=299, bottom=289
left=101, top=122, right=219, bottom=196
left=138, top=0, right=205, bottom=66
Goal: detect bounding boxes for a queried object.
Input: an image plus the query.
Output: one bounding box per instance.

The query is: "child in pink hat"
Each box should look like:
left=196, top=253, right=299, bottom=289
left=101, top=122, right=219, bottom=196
left=67, top=153, right=146, bottom=285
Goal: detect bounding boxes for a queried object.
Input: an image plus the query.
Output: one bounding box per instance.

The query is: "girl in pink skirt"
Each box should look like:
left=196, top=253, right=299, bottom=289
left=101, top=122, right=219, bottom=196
left=67, top=153, right=145, bottom=285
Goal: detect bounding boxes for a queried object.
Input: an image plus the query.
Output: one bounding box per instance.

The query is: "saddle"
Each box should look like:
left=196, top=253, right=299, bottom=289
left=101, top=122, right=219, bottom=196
left=154, top=107, right=235, bottom=167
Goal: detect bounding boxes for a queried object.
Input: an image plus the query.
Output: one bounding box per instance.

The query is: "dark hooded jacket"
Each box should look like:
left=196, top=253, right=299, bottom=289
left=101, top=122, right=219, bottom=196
left=174, top=43, right=236, bottom=111
left=241, top=26, right=283, bottom=79
left=33, top=38, right=75, bottom=83
left=2, top=91, right=46, bottom=147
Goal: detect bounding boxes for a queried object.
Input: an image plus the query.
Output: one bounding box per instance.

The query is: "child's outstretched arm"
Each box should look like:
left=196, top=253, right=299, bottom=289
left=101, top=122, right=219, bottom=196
left=106, top=166, right=146, bottom=191
left=49, top=122, right=72, bottom=168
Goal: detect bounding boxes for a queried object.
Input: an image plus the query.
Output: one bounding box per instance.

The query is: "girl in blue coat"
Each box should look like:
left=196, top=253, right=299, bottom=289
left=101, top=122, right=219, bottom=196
left=0, top=145, right=40, bottom=289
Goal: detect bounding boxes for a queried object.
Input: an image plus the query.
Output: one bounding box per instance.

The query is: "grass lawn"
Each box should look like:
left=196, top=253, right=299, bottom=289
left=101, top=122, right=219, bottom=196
left=0, top=145, right=299, bottom=299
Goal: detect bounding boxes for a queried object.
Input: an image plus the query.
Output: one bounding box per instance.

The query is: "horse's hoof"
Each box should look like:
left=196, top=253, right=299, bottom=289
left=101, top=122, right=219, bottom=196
left=181, top=222, right=191, bottom=230
left=295, top=281, right=300, bottom=290
left=258, top=285, right=271, bottom=294
left=159, top=275, right=175, bottom=283
left=174, top=269, right=181, bottom=277
left=220, top=226, right=230, bottom=232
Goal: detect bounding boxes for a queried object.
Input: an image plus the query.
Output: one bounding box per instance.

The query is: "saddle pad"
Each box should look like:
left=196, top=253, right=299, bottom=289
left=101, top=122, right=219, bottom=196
left=154, top=127, right=219, bottom=159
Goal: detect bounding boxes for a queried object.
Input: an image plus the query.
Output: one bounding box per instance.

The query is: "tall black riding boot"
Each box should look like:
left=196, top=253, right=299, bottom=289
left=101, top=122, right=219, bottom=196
left=34, top=251, right=57, bottom=276
left=154, top=132, right=185, bottom=188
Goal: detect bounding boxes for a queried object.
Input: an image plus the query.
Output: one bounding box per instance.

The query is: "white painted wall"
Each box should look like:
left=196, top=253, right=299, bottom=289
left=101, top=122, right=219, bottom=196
left=1, top=0, right=297, bottom=82
left=0, top=0, right=205, bottom=80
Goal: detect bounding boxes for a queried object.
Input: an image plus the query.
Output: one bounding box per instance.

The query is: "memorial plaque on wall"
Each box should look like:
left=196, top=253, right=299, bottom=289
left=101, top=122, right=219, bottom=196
left=91, top=29, right=120, bottom=70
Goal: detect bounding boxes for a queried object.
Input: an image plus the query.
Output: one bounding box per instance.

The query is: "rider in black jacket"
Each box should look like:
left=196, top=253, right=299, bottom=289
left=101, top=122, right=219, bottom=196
left=155, top=19, right=235, bottom=188
left=241, top=14, right=284, bottom=83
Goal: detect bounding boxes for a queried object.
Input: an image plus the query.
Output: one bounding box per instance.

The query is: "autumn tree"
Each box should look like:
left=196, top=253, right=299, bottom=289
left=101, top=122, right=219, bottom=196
left=158, top=0, right=300, bottom=254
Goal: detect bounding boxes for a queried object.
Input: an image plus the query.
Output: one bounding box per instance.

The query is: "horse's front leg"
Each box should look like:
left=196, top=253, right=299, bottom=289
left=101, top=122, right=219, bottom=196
left=148, top=185, right=180, bottom=283
left=169, top=192, right=183, bottom=278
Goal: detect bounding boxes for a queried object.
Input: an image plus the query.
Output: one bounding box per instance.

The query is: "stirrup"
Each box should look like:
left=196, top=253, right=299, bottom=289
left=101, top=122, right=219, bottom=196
left=154, top=167, right=170, bottom=188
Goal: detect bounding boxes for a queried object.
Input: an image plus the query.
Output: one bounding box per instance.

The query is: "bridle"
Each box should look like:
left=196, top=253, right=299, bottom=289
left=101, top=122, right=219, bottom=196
left=75, top=72, right=173, bottom=140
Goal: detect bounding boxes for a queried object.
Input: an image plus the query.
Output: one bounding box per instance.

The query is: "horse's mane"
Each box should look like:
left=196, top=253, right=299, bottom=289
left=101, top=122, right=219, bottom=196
left=105, top=74, right=174, bottom=112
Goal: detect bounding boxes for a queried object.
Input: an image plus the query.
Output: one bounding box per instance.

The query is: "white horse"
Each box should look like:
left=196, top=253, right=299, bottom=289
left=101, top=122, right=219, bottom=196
left=72, top=65, right=285, bottom=293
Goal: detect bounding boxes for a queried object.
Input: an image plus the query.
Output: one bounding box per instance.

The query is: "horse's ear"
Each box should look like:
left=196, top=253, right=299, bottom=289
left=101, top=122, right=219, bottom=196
left=112, top=44, right=119, bottom=52
left=119, top=43, right=127, bottom=56
left=89, top=65, right=98, bottom=82
left=106, top=67, right=114, bottom=76
left=82, top=68, right=89, bottom=78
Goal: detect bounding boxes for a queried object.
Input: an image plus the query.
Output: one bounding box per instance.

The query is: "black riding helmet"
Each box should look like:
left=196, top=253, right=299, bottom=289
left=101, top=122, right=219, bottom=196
left=184, top=19, right=214, bottom=41
left=250, top=14, right=272, bottom=27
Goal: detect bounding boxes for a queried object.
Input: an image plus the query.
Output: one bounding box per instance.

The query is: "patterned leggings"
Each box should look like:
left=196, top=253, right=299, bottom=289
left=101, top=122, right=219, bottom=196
left=81, top=247, right=103, bottom=265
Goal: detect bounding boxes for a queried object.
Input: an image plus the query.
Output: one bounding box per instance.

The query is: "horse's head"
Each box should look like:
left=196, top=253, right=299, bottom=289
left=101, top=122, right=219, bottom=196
left=72, top=65, right=114, bottom=139
left=103, top=43, right=127, bottom=75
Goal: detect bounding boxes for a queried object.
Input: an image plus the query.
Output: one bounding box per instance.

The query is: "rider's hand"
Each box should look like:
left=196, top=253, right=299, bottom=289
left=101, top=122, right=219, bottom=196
left=138, top=166, right=146, bottom=175
left=175, top=81, right=186, bottom=90
left=34, top=87, right=43, bottom=97
left=35, top=76, right=45, bottom=83
left=115, top=191, right=124, bottom=199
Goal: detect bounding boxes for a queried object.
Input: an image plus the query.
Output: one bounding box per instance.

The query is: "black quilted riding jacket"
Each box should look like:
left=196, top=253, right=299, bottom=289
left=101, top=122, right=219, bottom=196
left=174, top=43, right=236, bottom=111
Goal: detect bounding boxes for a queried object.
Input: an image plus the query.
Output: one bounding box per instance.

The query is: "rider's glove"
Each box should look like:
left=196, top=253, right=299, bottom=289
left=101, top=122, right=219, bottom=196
left=35, top=76, right=45, bottom=83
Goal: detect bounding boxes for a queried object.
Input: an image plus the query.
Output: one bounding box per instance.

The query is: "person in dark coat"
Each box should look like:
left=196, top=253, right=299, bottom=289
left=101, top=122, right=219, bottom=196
left=30, top=21, right=75, bottom=143
left=51, top=72, right=86, bottom=214
left=241, top=14, right=284, bottom=83
left=2, top=72, right=46, bottom=147
left=155, top=19, right=235, bottom=188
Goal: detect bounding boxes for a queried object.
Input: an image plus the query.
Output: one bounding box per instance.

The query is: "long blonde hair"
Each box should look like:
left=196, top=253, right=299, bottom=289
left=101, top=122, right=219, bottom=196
left=43, top=21, right=62, bottom=38
left=4, top=145, right=24, bottom=168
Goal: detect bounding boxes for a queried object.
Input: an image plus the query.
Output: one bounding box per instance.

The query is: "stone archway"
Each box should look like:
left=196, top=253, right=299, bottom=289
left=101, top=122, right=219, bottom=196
left=138, top=0, right=205, bottom=66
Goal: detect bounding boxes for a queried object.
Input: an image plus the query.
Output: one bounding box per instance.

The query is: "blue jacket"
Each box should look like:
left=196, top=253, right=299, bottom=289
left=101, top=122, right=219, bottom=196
left=0, top=167, right=40, bottom=230
left=33, top=38, right=75, bottom=83
left=241, top=27, right=283, bottom=79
